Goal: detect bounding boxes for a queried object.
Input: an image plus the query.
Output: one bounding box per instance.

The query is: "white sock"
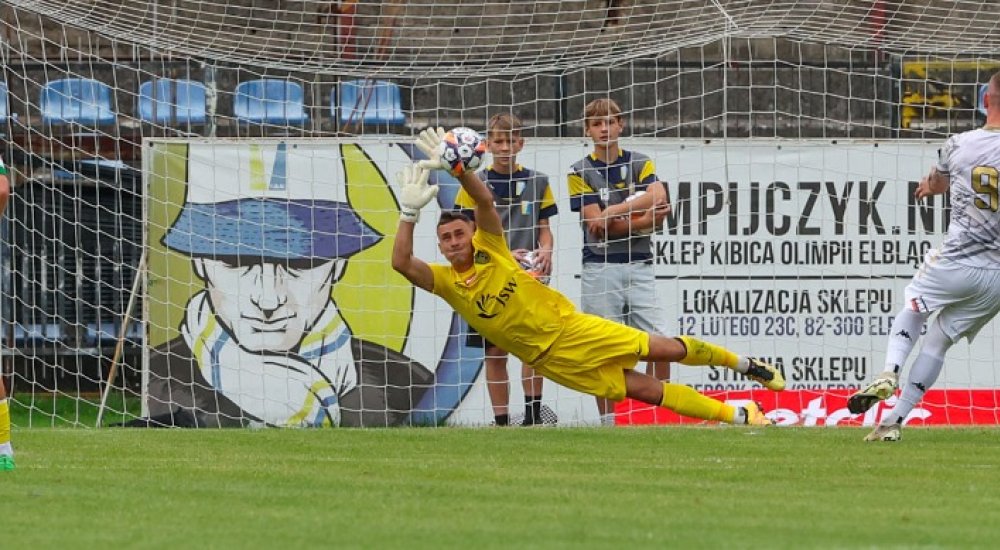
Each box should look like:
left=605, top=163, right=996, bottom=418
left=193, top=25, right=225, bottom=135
left=600, top=413, right=616, bottom=426
left=0, top=442, right=12, bottom=456
left=882, top=321, right=950, bottom=426
left=734, top=357, right=750, bottom=374
left=882, top=354, right=943, bottom=426
left=883, top=308, right=927, bottom=374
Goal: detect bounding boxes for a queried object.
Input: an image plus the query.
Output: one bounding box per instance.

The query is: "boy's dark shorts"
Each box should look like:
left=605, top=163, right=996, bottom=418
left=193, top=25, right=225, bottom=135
left=465, top=328, right=495, bottom=349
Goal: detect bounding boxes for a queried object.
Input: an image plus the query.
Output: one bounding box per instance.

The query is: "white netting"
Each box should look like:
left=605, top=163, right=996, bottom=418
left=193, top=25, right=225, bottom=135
left=2, top=1, right=999, bottom=427
left=7, top=1, right=1000, bottom=77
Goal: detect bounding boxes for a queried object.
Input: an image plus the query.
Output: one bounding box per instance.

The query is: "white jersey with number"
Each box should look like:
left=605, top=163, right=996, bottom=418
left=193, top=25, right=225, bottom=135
left=935, top=127, right=1000, bottom=268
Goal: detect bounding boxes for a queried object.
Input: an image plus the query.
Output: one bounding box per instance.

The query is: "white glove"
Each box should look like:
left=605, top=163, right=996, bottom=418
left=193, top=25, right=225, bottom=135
left=397, top=164, right=438, bottom=223
left=414, top=126, right=449, bottom=172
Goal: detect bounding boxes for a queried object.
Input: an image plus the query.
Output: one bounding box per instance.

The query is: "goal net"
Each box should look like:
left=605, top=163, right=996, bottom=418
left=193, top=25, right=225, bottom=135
left=3, top=0, right=1000, bottom=427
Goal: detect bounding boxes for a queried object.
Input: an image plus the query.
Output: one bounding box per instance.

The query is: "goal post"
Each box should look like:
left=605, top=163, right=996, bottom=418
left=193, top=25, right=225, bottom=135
left=2, top=1, right=1000, bottom=427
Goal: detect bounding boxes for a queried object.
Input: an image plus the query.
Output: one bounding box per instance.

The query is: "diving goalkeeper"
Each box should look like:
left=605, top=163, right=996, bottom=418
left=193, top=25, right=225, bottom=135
left=391, top=128, right=785, bottom=426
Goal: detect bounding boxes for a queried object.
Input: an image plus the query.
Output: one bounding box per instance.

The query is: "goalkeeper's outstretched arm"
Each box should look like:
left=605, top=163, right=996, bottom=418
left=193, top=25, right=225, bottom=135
left=456, top=171, right=503, bottom=237
left=392, top=218, right=434, bottom=292
left=391, top=164, right=435, bottom=292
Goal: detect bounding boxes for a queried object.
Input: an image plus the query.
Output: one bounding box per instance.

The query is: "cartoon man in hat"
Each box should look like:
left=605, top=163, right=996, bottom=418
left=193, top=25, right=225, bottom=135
left=145, top=143, right=432, bottom=427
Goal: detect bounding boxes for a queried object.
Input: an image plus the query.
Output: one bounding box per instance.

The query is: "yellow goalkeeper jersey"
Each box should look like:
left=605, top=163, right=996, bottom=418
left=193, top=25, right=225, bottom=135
left=430, top=229, right=576, bottom=364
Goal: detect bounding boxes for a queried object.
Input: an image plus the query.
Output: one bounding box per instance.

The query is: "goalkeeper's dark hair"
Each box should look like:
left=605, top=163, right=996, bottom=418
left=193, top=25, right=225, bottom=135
left=487, top=112, right=523, bottom=139
left=438, top=211, right=472, bottom=226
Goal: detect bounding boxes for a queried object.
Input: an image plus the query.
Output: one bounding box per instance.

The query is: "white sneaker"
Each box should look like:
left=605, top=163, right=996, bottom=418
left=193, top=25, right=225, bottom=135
left=863, top=423, right=901, bottom=442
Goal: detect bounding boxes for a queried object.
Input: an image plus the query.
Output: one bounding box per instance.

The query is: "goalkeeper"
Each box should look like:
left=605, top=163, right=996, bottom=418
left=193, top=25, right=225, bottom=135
left=392, top=128, right=785, bottom=426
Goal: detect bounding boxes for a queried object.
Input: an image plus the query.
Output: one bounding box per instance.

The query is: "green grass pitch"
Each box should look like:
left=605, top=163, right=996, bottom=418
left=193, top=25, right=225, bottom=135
left=3, top=426, right=1000, bottom=548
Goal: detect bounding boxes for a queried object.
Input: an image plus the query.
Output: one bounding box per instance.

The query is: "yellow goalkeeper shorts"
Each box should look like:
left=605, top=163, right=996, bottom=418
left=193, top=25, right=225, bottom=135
left=531, top=312, right=649, bottom=401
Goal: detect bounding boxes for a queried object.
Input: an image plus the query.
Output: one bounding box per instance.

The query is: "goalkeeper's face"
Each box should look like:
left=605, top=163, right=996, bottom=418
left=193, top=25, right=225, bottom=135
left=196, top=256, right=343, bottom=352
left=437, top=218, right=475, bottom=268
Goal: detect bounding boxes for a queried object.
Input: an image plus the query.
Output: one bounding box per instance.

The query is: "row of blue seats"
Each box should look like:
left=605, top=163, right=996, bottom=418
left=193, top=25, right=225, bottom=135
left=0, top=78, right=406, bottom=126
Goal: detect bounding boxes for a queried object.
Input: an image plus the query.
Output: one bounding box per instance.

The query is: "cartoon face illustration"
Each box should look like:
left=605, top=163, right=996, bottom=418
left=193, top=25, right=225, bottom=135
left=193, top=256, right=344, bottom=352
left=162, top=143, right=381, bottom=352
left=143, top=141, right=463, bottom=428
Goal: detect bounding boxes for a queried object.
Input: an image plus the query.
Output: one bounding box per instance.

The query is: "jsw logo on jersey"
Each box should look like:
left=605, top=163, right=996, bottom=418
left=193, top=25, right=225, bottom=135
left=475, top=277, right=518, bottom=319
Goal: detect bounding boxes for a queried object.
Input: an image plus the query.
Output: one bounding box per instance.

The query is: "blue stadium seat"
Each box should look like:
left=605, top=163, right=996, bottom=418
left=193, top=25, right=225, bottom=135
left=336, top=79, right=405, bottom=126
left=138, top=79, right=207, bottom=124
left=0, top=81, right=8, bottom=121
left=234, top=79, right=308, bottom=124
left=39, top=78, right=117, bottom=125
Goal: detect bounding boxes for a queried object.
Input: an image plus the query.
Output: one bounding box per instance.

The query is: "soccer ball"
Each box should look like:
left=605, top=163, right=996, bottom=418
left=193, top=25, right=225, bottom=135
left=438, top=127, right=486, bottom=176
left=517, top=251, right=550, bottom=285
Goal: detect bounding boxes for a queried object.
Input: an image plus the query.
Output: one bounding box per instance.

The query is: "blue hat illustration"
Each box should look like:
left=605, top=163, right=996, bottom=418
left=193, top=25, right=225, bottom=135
left=163, top=142, right=381, bottom=260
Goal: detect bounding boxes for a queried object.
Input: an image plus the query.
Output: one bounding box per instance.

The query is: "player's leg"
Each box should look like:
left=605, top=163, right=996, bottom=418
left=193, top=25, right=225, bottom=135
left=470, top=329, right=513, bottom=426
left=520, top=363, right=544, bottom=425
left=594, top=395, right=615, bottom=424
left=865, top=317, right=952, bottom=441
left=580, top=262, right=627, bottom=425
left=847, top=306, right=926, bottom=414
left=0, top=377, right=14, bottom=471
left=865, top=266, right=1000, bottom=440
left=647, top=361, right=670, bottom=381
left=533, top=314, right=767, bottom=426
left=643, top=335, right=785, bottom=391
left=624, top=262, right=671, bottom=382
left=483, top=344, right=512, bottom=426
left=851, top=257, right=962, bottom=414
left=849, top=294, right=933, bottom=414
left=622, top=370, right=770, bottom=425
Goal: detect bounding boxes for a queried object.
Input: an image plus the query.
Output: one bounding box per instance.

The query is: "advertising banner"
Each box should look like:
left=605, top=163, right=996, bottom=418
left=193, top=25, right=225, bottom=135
left=144, top=137, right=994, bottom=426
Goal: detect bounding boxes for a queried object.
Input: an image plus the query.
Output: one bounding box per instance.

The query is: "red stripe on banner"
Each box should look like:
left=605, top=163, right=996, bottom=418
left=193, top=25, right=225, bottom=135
left=614, top=389, right=1000, bottom=426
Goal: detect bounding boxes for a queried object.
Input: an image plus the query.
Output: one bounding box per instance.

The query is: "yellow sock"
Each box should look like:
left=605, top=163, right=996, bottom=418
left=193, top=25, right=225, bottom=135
left=0, top=399, right=10, bottom=448
left=659, top=382, right=736, bottom=423
left=676, top=336, right=739, bottom=368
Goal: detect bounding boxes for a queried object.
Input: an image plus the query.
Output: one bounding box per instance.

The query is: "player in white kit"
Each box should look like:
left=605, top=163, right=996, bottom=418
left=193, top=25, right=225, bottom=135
left=849, top=71, right=1000, bottom=441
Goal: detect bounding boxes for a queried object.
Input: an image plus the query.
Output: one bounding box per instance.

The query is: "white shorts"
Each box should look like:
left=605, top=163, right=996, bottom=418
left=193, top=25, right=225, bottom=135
left=905, top=249, right=1000, bottom=342
left=580, top=262, right=667, bottom=335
